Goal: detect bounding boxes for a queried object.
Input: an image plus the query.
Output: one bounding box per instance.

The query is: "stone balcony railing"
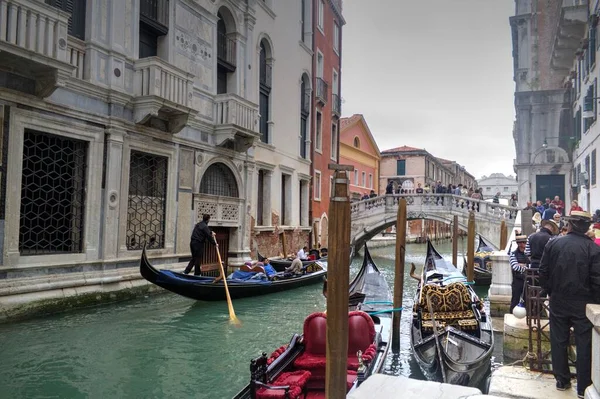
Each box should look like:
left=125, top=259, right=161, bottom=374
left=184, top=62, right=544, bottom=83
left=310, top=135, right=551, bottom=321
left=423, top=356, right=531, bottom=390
left=0, top=0, right=74, bottom=97
left=67, top=37, right=86, bottom=80
left=214, top=93, right=260, bottom=152
left=193, top=194, right=243, bottom=227
left=550, top=0, right=588, bottom=76
left=133, top=56, right=196, bottom=133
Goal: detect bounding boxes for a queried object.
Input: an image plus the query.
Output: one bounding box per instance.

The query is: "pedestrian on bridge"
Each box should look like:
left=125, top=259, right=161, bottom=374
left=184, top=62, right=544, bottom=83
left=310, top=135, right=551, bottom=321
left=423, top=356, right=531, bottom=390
left=539, top=211, right=600, bottom=398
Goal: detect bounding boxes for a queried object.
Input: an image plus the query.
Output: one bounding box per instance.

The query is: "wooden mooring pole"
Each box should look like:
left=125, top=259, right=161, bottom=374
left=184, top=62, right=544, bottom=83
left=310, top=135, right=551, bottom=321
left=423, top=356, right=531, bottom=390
left=452, top=215, right=459, bottom=267
left=392, top=198, right=407, bottom=352
left=500, top=219, right=508, bottom=250
left=467, top=211, right=475, bottom=283
left=325, top=164, right=352, bottom=399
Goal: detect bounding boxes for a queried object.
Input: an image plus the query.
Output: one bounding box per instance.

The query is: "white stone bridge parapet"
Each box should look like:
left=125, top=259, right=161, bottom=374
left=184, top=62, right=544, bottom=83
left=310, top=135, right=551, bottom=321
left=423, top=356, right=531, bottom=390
left=350, top=194, right=519, bottom=250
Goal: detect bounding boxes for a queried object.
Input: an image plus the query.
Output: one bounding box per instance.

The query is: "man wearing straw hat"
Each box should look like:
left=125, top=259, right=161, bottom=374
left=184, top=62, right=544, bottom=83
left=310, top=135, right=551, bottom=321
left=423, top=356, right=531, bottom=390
left=539, top=211, right=600, bottom=397
left=509, top=235, right=530, bottom=313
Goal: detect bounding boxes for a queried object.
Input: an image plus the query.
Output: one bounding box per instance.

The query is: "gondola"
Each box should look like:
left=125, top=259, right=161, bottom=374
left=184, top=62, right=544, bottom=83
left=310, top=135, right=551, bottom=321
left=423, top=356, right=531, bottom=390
left=462, top=236, right=494, bottom=286
left=257, top=250, right=326, bottom=272
left=233, top=245, right=392, bottom=399
left=140, top=247, right=327, bottom=301
left=411, top=240, right=493, bottom=388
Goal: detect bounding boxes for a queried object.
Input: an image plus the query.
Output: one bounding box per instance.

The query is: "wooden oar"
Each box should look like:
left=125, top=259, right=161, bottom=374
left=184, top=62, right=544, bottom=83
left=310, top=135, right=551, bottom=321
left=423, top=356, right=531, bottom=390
left=213, top=233, right=241, bottom=326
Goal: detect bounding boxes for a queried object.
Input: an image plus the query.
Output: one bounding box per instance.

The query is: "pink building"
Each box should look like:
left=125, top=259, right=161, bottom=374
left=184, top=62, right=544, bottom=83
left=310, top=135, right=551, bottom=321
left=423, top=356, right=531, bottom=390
left=339, top=115, right=381, bottom=201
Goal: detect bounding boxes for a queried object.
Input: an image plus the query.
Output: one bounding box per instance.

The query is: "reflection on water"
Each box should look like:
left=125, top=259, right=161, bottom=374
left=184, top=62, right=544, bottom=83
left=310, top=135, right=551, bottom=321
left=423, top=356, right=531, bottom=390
left=0, top=241, right=497, bottom=398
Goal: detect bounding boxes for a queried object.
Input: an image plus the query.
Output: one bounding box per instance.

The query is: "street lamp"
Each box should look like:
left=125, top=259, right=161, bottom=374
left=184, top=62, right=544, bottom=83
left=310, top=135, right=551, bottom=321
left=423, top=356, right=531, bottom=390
left=542, top=136, right=575, bottom=149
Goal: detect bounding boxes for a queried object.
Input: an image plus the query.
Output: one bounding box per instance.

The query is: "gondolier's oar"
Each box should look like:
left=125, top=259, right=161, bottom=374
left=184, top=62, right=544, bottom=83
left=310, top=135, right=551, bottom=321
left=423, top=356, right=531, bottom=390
left=213, top=233, right=241, bottom=326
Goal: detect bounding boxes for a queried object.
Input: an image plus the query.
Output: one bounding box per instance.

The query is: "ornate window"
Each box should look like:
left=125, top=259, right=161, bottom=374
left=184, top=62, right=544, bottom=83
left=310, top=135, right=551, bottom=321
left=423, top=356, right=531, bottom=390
left=200, top=163, right=239, bottom=197
left=19, top=130, right=87, bottom=255
left=126, top=151, right=168, bottom=250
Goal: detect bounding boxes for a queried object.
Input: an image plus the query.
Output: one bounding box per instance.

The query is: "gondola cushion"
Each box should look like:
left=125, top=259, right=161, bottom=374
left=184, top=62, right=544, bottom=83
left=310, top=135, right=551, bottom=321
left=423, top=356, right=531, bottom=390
left=256, top=370, right=311, bottom=399
left=305, top=370, right=358, bottom=391
left=267, top=344, right=289, bottom=365
left=419, top=283, right=471, bottom=312
left=457, top=319, right=478, bottom=330
left=347, top=311, right=376, bottom=356
left=422, top=320, right=446, bottom=331
left=421, top=310, right=474, bottom=321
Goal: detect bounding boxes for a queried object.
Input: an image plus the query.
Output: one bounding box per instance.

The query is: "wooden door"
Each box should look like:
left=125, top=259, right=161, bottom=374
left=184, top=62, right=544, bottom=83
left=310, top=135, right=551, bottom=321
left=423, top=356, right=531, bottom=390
left=200, top=227, right=229, bottom=276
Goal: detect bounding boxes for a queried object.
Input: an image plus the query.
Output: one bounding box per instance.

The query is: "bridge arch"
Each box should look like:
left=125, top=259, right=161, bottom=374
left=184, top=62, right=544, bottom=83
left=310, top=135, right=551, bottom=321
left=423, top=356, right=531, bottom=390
left=350, top=194, right=518, bottom=251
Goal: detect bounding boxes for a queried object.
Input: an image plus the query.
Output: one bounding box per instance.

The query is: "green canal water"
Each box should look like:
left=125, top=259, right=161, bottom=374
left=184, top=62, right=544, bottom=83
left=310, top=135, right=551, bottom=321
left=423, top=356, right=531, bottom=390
left=0, top=241, right=499, bottom=399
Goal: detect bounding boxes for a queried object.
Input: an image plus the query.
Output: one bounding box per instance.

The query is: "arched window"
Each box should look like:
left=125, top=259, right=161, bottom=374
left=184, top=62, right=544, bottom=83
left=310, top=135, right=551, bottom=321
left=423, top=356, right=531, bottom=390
left=353, top=137, right=360, bottom=148
left=217, top=7, right=237, bottom=94
left=200, top=163, right=239, bottom=197
left=259, top=39, right=272, bottom=143
left=300, top=74, right=311, bottom=159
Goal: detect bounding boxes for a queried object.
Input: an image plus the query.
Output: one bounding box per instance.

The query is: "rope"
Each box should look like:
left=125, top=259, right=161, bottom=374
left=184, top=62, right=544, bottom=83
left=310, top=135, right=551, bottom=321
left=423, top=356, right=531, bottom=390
left=366, top=307, right=403, bottom=316
left=362, top=301, right=394, bottom=305
left=503, top=351, right=536, bottom=368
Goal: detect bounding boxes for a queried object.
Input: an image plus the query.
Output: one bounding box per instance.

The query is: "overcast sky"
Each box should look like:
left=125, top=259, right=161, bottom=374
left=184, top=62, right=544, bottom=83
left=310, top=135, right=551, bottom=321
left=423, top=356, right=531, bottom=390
left=341, top=0, right=516, bottom=180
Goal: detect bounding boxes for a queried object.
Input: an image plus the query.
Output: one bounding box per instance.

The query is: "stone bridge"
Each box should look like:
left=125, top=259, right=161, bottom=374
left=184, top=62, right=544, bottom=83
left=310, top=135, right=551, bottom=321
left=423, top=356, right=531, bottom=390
left=350, top=194, right=519, bottom=250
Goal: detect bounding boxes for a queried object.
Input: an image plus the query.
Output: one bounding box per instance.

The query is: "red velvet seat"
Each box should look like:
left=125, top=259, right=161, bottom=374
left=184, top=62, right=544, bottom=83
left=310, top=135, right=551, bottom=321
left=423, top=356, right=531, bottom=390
left=347, top=311, right=376, bottom=370
left=255, top=370, right=311, bottom=399
left=293, top=312, right=327, bottom=370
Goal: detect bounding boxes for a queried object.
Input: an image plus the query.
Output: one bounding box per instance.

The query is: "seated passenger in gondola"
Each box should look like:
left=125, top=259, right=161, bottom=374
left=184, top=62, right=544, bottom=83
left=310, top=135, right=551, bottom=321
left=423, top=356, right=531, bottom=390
left=262, top=259, right=277, bottom=278
left=285, top=258, right=304, bottom=275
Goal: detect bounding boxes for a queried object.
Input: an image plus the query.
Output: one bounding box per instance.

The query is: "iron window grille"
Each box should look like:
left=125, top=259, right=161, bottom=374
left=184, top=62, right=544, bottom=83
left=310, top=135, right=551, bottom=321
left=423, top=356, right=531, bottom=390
left=126, top=151, right=168, bottom=250
left=199, top=163, right=239, bottom=197
left=19, top=130, right=87, bottom=255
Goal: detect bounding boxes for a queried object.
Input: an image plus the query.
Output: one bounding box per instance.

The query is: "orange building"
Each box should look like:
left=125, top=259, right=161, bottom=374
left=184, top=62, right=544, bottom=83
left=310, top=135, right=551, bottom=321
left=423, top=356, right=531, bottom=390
left=339, top=114, right=381, bottom=201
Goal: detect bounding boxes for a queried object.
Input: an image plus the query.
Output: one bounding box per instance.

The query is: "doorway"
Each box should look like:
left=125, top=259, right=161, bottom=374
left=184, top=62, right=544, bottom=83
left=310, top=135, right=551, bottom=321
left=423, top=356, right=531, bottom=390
left=535, top=174, right=565, bottom=203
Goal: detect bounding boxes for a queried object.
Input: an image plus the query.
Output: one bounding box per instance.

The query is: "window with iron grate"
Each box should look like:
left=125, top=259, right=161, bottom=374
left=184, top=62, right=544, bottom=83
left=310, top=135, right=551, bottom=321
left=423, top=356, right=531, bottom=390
left=126, top=151, right=168, bottom=250
left=45, top=0, right=86, bottom=40
left=199, top=163, right=239, bottom=197
left=19, top=130, right=87, bottom=255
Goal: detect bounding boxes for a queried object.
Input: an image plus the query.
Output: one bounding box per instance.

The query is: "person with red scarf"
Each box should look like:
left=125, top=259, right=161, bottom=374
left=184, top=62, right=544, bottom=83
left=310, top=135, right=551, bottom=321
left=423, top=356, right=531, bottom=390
left=552, top=195, right=565, bottom=215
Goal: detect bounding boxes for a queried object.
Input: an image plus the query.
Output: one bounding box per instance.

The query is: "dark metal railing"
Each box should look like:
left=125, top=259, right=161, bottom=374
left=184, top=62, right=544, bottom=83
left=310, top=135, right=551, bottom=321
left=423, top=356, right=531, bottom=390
left=332, top=93, right=341, bottom=116
left=217, top=32, right=237, bottom=67
left=260, top=64, right=272, bottom=89
left=316, top=78, right=328, bottom=104
left=140, top=0, right=169, bottom=30
left=525, top=269, right=576, bottom=374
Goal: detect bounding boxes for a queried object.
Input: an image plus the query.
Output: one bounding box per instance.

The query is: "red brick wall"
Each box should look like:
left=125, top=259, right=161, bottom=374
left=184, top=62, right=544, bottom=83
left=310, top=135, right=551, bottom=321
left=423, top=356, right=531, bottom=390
left=250, top=212, right=311, bottom=259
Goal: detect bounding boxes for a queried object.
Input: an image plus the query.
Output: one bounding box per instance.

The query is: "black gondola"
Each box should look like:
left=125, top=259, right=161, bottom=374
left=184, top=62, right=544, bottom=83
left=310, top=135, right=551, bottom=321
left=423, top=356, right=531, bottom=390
left=257, top=250, right=325, bottom=272
left=462, top=236, right=494, bottom=286
left=411, top=240, right=493, bottom=388
left=140, top=247, right=327, bottom=301
left=233, top=245, right=392, bottom=399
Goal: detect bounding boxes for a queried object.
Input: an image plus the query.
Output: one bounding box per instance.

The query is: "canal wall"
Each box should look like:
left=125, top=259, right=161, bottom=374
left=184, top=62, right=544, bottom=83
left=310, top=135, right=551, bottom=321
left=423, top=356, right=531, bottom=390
left=0, top=261, right=186, bottom=322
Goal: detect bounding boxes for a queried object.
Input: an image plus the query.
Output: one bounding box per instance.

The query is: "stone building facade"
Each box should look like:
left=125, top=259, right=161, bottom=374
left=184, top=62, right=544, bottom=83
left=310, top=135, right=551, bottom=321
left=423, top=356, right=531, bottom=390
left=477, top=173, right=519, bottom=200
left=511, top=0, right=585, bottom=207
left=0, top=0, right=315, bottom=282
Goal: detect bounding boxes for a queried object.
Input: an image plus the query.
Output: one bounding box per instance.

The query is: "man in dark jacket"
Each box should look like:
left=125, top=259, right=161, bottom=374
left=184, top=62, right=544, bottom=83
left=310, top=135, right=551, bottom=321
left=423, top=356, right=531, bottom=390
left=525, top=219, right=558, bottom=269
left=539, top=211, right=600, bottom=397
left=183, top=214, right=215, bottom=275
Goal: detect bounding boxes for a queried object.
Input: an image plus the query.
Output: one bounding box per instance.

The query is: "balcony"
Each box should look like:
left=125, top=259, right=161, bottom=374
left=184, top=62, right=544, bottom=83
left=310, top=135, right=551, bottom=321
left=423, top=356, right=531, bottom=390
left=217, top=32, right=236, bottom=70
left=550, top=0, right=588, bottom=76
left=140, top=0, right=169, bottom=34
left=193, top=194, right=242, bottom=227
left=214, top=93, right=260, bottom=152
left=332, top=93, right=341, bottom=117
left=0, top=0, right=75, bottom=97
left=316, top=78, right=328, bottom=105
left=133, top=57, right=197, bottom=133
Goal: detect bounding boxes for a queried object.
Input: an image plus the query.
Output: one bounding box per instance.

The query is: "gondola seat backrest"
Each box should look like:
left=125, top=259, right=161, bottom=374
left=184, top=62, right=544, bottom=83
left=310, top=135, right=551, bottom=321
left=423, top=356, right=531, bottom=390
left=302, top=312, right=327, bottom=356
left=347, top=311, right=377, bottom=370
left=419, top=282, right=471, bottom=312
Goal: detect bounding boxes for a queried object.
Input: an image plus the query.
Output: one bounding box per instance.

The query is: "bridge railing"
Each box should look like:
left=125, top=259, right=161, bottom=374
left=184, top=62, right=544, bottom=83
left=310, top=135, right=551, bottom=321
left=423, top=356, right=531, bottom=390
left=350, top=194, right=519, bottom=220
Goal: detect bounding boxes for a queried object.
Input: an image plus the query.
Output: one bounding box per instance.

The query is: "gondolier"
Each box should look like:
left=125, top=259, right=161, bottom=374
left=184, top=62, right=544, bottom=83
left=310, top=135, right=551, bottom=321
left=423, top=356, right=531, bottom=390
left=539, top=211, right=600, bottom=398
left=183, top=213, right=215, bottom=275
left=525, top=218, right=558, bottom=269
left=509, top=235, right=529, bottom=313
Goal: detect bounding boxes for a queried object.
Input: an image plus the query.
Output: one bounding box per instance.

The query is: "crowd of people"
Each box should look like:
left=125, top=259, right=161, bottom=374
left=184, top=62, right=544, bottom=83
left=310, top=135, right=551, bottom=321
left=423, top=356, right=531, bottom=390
left=508, top=207, right=600, bottom=398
